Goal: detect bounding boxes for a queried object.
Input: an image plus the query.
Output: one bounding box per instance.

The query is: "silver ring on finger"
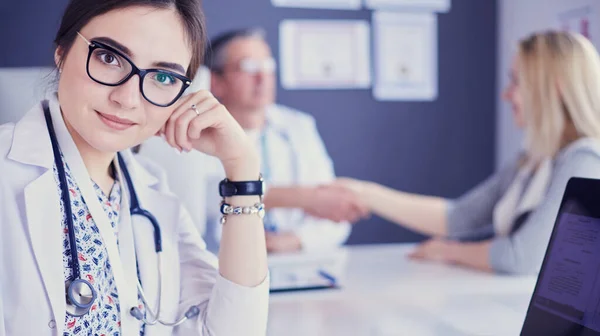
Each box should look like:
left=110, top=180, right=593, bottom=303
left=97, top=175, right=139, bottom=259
left=191, top=104, right=200, bottom=116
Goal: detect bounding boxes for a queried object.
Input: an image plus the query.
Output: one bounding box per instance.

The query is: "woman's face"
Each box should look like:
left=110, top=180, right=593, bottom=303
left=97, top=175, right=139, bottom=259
left=502, top=56, right=526, bottom=129
left=56, top=6, right=192, bottom=153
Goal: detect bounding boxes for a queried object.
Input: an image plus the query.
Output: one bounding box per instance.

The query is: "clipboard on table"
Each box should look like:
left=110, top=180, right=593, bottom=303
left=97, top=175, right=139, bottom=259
left=267, top=248, right=348, bottom=293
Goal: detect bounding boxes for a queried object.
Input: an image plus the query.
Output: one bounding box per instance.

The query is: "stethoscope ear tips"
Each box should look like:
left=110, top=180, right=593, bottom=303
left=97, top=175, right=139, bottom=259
left=130, top=307, right=145, bottom=320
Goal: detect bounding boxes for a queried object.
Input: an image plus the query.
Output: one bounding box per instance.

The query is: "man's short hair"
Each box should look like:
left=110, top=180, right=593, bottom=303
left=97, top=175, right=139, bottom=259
left=204, top=27, right=267, bottom=72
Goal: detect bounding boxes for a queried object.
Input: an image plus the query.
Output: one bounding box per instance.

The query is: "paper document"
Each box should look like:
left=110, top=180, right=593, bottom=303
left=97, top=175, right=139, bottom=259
left=268, top=248, right=348, bottom=292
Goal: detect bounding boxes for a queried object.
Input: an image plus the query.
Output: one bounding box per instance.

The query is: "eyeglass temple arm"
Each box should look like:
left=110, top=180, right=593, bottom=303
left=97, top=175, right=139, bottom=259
left=76, top=32, right=92, bottom=46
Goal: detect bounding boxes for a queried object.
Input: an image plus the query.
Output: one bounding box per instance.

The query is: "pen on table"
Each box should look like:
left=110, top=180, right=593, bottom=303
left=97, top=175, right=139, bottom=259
left=264, top=223, right=277, bottom=232
left=318, top=269, right=337, bottom=286
left=264, top=213, right=277, bottom=233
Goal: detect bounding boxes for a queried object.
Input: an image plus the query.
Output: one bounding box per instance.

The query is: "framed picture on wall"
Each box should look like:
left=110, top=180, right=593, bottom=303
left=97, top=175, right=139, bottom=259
left=372, top=11, right=438, bottom=101
left=556, top=5, right=594, bottom=41
left=272, top=0, right=361, bottom=10
left=365, top=0, right=450, bottom=12
left=279, top=20, right=371, bottom=90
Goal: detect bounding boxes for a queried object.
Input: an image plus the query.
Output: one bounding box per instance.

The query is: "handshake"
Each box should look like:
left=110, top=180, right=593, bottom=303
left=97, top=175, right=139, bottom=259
left=264, top=177, right=372, bottom=252
left=297, top=178, right=371, bottom=224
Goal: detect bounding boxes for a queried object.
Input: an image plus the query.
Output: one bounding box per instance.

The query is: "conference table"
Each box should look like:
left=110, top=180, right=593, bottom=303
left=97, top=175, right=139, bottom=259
left=267, top=244, right=538, bottom=335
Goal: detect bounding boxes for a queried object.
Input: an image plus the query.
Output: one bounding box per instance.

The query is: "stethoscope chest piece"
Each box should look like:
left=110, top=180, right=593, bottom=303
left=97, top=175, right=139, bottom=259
left=65, top=278, right=97, bottom=317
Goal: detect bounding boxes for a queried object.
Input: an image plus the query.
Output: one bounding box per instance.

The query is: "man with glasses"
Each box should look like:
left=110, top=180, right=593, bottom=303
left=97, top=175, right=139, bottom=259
left=203, top=28, right=368, bottom=253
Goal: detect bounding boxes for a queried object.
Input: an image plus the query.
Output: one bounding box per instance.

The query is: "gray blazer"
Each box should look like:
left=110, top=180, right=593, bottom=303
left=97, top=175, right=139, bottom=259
left=446, top=138, right=600, bottom=274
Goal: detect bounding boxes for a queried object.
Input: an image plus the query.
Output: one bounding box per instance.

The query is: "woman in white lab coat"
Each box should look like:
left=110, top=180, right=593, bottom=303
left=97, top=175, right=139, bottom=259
left=0, top=0, right=268, bottom=335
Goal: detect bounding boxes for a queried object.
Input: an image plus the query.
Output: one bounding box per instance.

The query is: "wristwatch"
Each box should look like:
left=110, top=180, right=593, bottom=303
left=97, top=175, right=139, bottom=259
left=218, top=175, right=266, bottom=225
left=218, top=175, right=266, bottom=198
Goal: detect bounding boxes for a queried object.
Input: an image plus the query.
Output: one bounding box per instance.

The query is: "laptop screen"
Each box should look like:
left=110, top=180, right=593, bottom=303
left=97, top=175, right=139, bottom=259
left=521, top=177, right=600, bottom=336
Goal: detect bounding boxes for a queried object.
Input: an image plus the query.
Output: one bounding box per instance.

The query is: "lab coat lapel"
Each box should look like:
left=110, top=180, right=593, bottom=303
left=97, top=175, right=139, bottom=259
left=8, top=101, right=67, bottom=333
left=24, top=172, right=67, bottom=333
left=113, top=157, right=140, bottom=326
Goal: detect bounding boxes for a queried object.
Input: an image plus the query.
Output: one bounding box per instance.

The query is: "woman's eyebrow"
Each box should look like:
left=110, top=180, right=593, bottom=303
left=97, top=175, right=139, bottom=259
left=153, top=61, right=186, bottom=75
left=93, top=36, right=133, bottom=57
left=92, top=36, right=186, bottom=75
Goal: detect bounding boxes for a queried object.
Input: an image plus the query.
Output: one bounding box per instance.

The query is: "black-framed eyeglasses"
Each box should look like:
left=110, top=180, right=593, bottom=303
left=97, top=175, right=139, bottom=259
left=76, top=32, right=191, bottom=107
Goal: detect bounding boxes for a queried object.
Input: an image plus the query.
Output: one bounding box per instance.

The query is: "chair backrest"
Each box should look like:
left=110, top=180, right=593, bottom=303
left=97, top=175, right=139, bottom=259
left=0, top=67, right=54, bottom=124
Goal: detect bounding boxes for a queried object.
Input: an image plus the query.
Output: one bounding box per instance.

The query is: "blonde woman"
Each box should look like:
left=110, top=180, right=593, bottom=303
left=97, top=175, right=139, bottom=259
left=339, top=31, right=600, bottom=275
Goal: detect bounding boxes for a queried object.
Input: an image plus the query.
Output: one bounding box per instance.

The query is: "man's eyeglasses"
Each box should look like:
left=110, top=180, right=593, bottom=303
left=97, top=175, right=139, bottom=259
left=218, top=58, right=277, bottom=75
left=76, top=32, right=191, bottom=107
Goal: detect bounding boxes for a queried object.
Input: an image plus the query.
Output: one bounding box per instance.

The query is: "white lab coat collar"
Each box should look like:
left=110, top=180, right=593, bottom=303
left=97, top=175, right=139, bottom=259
left=7, top=99, right=55, bottom=169
left=264, top=104, right=288, bottom=134
left=120, top=149, right=160, bottom=187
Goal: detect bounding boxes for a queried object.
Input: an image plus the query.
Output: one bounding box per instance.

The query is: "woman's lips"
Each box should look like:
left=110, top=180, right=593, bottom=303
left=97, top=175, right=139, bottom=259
left=96, top=111, right=136, bottom=131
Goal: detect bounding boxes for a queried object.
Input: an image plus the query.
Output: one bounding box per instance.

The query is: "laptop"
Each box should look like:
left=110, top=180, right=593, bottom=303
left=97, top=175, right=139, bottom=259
left=521, top=177, right=600, bottom=335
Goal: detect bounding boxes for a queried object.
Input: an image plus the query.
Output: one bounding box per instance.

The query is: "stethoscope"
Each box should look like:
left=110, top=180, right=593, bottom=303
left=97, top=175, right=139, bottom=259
left=260, top=125, right=298, bottom=182
left=42, top=100, right=200, bottom=327
left=260, top=123, right=299, bottom=232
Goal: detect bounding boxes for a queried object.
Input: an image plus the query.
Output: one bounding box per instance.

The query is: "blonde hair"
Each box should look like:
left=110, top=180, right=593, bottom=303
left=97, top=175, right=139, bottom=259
left=518, top=31, right=600, bottom=161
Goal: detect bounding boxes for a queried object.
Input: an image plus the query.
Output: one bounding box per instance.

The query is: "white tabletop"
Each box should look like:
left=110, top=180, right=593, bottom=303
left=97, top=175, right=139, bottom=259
left=267, top=244, right=538, bottom=336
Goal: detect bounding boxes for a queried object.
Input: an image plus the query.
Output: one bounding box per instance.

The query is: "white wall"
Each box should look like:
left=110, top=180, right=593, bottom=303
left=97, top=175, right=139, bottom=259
left=496, top=0, right=600, bottom=169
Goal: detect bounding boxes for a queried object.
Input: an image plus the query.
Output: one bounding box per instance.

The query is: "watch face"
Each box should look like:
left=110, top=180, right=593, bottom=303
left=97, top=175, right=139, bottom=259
left=261, top=181, right=268, bottom=195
